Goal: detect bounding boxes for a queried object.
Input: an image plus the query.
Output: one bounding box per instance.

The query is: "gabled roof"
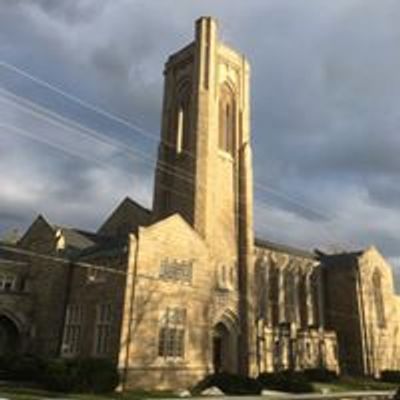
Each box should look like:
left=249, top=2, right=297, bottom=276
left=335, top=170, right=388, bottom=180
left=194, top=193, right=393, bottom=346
left=77, top=236, right=128, bottom=259
left=18, top=214, right=103, bottom=253
left=18, top=214, right=54, bottom=248
left=98, top=197, right=152, bottom=237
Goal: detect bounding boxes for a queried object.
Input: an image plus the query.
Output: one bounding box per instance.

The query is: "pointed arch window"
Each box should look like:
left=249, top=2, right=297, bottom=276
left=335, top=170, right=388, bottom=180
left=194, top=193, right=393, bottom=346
left=219, top=84, right=236, bottom=155
left=175, top=101, right=190, bottom=154
left=284, top=270, right=297, bottom=324
left=176, top=106, right=184, bottom=154
left=174, top=83, right=191, bottom=155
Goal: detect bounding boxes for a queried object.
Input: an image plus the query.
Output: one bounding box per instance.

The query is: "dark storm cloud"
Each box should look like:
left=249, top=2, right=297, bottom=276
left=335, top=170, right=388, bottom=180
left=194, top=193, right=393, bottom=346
left=0, top=0, right=399, bottom=275
left=9, top=0, right=110, bottom=24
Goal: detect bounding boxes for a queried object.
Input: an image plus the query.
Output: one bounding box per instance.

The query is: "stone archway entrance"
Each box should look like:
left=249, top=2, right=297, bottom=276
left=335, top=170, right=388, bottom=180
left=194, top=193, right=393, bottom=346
left=0, top=315, right=20, bottom=356
left=212, top=317, right=238, bottom=374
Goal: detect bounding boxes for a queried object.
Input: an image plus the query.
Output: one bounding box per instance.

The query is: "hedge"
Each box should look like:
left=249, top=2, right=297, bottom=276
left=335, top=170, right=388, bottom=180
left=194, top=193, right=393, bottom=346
left=303, top=368, right=338, bottom=382
left=0, top=354, right=45, bottom=381
left=381, top=370, right=400, bottom=383
left=0, top=355, right=119, bottom=393
left=42, top=358, right=119, bottom=393
left=257, top=370, right=314, bottom=393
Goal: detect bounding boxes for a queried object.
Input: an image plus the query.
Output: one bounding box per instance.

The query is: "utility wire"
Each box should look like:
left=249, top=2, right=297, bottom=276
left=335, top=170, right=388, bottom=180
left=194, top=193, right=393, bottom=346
left=0, top=244, right=126, bottom=276
left=0, top=87, right=348, bottom=250
left=1, top=120, right=338, bottom=252
left=0, top=60, right=343, bottom=226
left=2, top=244, right=399, bottom=329
left=0, top=89, right=338, bottom=250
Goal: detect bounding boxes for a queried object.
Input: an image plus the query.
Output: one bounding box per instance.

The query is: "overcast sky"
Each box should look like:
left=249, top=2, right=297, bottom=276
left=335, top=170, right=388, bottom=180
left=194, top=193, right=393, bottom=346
left=1, top=0, right=399, bottom=277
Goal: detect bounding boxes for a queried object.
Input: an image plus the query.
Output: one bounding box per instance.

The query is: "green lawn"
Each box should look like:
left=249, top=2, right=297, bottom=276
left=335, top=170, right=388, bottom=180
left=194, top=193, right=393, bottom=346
left=0, top=377, right=398, bottom=399
left=313, top=376, right=398, bottom=393
left=0, top=387, right=177, bottom=400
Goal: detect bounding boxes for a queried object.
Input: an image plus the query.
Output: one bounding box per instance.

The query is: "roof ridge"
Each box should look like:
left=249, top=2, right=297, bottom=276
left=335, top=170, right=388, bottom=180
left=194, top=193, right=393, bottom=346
left=255, top=237, right=315, bottom=259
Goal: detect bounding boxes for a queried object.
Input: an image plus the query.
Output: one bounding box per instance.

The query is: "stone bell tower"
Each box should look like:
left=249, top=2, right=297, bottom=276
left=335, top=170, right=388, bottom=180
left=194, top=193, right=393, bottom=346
left=152, top=17, right=256, bottom=375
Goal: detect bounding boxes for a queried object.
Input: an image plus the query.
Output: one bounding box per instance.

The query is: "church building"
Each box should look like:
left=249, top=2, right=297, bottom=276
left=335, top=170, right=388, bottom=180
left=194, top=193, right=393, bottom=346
left=1, top=17, right=400, bottom=390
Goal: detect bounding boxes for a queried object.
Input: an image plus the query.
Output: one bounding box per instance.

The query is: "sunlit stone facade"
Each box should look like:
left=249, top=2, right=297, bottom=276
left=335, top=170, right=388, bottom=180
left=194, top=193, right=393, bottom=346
left=1, top=17, right=400, bottom=391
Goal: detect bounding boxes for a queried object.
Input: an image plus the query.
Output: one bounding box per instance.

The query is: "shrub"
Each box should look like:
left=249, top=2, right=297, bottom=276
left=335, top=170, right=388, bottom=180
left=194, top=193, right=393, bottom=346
left=0, top=354, right=45, bottom=382
left=257, top=370, right=314, bottom=393
left=192, top=373, right=262, bottom=395
left=381, top=370, right=400, bottom=383
left=42, top=358, right=79, bottom=392
left=304, top=368, right=338, bottom=382
left=74, top=358, right=120, bottom=393
left=42, top=358, right=119, bottom=393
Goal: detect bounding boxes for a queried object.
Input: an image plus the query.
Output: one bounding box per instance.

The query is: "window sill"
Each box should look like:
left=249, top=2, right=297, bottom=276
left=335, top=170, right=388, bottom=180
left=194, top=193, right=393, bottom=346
left=157, top=356, right=187, bottom=366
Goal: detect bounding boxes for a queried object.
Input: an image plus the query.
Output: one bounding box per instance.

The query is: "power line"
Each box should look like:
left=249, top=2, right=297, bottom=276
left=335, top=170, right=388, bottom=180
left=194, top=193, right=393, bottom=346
left=0, top=124, right=319, bottom=256
left=0, top=60, right=345, bottom=227
left=0, top=87, right=347, bottom=250
left=3, top=244, right=400, bottom=329
left=0, top=93, right=337, bottom=251
left=3, top=59, right=393, bottom=254
left=0, top=244, right=126, bottom=276
left=0, top=61, right=160, bottom=140
left=0, top=89, right=196, bottom=184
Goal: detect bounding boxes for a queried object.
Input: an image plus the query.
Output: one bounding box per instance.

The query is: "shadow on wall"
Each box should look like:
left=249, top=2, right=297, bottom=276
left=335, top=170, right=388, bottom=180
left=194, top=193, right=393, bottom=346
left=0, top=315, right=20, bottom=356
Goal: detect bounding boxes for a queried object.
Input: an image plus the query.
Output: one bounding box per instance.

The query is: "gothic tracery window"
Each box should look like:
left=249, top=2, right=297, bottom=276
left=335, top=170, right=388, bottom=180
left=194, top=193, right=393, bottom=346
left=270, top=266, right=279, bottom=326
left=284, top=269, right=297, bottom=324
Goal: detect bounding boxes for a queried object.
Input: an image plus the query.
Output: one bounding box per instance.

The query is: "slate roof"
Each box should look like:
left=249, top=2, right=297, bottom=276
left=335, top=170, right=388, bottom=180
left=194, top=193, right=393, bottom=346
left=77, top=236, right=128, bottom=259
left=52, top=226, right=97, bottom=250
left=255, top=237, right=316, bottom=260
left=314, top=249, right=364, bottom=266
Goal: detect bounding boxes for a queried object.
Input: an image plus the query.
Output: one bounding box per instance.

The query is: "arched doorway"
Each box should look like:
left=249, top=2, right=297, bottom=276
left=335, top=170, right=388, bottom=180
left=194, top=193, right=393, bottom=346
left=0, top=315, right=20, bottom=356
left=212, top=316, right=239, bottom=374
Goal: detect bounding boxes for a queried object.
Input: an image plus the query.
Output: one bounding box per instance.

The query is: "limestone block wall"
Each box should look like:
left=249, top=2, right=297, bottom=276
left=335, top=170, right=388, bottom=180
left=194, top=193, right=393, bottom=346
left=119, top=215, right=233, bottom=390
left=322, top=247, right=400, bottom=377
left=64, top=248, right=128, bottom=362
left=13, top=215, right=74, bottom=356
left=0, top=258, right=32, bottom=353
left=18, top=257, right=71, bottom=356
left=356, top=247, right=400, bottom=376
